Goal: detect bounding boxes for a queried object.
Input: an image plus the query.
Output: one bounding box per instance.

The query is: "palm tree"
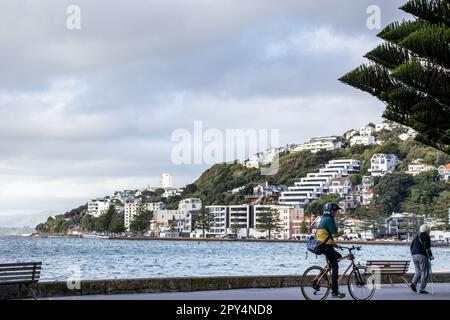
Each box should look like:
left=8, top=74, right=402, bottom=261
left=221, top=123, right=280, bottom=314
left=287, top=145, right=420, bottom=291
left=340, top=0, right=450, bottom=154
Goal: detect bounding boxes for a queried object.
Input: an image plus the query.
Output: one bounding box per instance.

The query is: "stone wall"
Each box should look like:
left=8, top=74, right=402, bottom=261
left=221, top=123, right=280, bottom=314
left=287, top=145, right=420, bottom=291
left=2, top=273, right=450, bottom=300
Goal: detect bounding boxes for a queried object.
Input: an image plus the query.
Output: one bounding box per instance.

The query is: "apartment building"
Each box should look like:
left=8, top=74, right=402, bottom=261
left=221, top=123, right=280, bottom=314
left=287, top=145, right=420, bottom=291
left=279, top=159, right=360, bottom=208
left=178, top=198, right=202, bottom=211
left=350, top=135, right=376, bottom=146
left=87, top=199, right=112, bottom=217
left=359, top=126, right=376, bottom=136
left=160, top=173, right=173, bottom=188
left=124, top=200, right=166, bottom=230
left=293, top=136, right=342, bottom=153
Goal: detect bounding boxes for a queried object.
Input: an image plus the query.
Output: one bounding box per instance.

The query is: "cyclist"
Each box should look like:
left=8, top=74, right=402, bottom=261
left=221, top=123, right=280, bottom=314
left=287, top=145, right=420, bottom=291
left=316, top=202, right=345, bottom=298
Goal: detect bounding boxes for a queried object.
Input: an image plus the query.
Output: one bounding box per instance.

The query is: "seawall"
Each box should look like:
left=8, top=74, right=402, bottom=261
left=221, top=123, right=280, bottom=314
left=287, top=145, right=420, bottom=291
left=2, top=273, right=450, bottom=300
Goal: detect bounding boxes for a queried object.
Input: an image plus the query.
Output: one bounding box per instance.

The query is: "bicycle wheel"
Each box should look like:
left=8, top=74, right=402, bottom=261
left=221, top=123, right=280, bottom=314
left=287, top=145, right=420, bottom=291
left=301, top=266, right=331, bottom=300
left=347, top=266, right=376, bottom=300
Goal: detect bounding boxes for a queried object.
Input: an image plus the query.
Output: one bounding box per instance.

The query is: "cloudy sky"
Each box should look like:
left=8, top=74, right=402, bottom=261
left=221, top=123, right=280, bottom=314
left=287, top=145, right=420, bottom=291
left=0, top=0, right=410, bottom=225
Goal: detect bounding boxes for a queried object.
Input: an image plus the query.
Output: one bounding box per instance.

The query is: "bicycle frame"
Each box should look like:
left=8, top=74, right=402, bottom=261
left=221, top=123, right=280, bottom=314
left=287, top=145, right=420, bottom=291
left=313, top=250, right=364, bottom=288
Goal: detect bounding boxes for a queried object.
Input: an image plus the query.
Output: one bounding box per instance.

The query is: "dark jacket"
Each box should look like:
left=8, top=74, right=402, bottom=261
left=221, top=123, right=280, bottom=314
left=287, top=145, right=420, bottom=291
left=410, top=232, right=433, bottom=258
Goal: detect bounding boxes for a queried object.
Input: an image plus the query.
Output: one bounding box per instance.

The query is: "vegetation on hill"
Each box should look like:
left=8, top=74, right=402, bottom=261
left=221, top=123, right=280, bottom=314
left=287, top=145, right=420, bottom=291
left=36, top=127, right=450, bottom=234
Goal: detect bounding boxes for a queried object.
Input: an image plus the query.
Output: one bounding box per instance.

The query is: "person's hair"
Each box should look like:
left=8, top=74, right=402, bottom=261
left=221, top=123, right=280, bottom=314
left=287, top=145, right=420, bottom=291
left=420, top=224, right=431, bottom=233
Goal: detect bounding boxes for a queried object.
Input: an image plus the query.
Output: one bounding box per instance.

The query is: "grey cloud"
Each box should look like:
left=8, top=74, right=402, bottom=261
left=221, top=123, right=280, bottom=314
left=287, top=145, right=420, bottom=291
left=0, top=0, right=409, bottom=220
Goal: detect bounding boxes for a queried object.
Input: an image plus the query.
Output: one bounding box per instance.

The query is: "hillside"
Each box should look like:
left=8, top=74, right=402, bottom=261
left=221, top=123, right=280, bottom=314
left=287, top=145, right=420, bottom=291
left=36, top=125, right=450, bottom=234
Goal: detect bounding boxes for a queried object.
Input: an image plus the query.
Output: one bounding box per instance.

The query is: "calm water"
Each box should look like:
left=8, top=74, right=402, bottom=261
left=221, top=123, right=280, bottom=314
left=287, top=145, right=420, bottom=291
left=1, top=236, right=450, bottom=281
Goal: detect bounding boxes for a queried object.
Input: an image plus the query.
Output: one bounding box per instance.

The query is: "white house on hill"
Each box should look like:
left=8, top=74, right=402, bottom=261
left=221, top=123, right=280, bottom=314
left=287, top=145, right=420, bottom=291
left=368, top=153, right=400, bottom=177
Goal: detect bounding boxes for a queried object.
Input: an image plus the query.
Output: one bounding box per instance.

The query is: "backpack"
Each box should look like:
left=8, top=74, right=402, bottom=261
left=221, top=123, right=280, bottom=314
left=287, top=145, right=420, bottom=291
left=307, top=231, right=333, bottom=255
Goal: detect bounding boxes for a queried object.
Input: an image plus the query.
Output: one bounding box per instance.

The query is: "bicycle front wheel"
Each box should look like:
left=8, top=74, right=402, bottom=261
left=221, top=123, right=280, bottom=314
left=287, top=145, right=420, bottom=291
left=301, top=266, right=331, bottom=300
left=347, top=266, right=376, bottom=300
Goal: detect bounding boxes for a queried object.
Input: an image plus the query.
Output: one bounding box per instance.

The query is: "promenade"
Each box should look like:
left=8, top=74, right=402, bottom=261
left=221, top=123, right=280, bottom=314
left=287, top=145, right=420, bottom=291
left=41, top=283, right=450, bottom=300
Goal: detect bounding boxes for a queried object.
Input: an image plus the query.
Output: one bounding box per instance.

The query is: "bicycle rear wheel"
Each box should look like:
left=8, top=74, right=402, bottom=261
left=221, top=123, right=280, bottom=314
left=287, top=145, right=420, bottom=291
left=347, top=266, right=376, bottom=300
left=301, top=266, right=331, bottom=300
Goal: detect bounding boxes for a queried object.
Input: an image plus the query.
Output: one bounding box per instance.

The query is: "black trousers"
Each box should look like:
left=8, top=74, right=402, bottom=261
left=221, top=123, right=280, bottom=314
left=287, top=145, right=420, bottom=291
left=324, top=245, right=342, bottom=293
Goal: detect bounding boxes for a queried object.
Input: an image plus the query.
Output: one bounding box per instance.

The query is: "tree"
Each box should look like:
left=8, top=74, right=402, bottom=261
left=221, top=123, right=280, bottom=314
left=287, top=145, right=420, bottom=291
left=95, top=206, right=115, bottom=234
left=349, top=174, right=363, bottom=186
left=340, top=0, right=450, bottom=154
left=305, top=194, right=340, bottom=232
left=193, top=207, right=215, bottom=238
left=129, top=204, right=153, bottom=236
left=372, top=172, right=414, bottom=214
left=300, top=220, right=309, bottom=234
left=256, top=208, right=283, bottom=239
left=80, top=213, right=95, bottom=232
left=432, top=191, right=450, bottom=230
left=354, top=205, right=386, bottom=239
left=109, top=211, right=125, bottom=234
left=230, top=222, right=241, bottom=236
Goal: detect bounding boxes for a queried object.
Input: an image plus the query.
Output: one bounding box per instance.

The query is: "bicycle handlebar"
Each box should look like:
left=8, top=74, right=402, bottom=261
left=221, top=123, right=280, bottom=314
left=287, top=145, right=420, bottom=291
left=338, top=245, right=362, bottom=251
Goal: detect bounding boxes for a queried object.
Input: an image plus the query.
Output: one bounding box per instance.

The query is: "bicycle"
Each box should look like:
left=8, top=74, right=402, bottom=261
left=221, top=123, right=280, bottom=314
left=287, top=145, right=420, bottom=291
left=301, top=245, right=376, bottom=300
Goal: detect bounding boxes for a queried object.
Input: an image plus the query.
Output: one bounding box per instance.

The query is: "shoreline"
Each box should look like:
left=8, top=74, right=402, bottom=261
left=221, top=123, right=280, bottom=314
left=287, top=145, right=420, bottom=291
left=27, top=234, right=450, bottom=247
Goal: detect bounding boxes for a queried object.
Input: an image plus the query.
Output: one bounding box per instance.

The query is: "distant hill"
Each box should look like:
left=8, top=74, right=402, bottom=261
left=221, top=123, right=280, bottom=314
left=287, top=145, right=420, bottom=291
left=0, top=226, right=35, bottom=236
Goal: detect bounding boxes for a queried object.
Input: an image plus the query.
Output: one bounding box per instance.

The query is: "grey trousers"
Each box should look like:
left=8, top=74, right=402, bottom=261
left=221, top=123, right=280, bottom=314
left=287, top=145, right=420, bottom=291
left=412, top=254, right=429, bottom=290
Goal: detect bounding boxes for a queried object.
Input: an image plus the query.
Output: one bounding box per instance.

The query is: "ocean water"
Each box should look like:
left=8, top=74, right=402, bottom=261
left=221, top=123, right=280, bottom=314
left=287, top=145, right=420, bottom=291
left=1, top=236, right=449, bottom=281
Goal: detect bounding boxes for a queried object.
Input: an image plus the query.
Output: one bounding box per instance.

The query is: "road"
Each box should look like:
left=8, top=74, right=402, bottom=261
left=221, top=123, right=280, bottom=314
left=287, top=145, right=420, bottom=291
left=41, top=283, right=450, bottom=300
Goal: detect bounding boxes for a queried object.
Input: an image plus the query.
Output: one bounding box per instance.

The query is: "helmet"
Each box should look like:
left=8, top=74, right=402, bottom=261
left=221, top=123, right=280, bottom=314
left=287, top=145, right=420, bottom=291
left=323, top=202, right=342, bottom=215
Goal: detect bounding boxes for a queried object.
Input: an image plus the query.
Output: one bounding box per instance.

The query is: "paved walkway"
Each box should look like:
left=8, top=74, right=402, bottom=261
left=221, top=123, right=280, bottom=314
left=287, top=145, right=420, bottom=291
left=41, top=283, right=450, bottom=300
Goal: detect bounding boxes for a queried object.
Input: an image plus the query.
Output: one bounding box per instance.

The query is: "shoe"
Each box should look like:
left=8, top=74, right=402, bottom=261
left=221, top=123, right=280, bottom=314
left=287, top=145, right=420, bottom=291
left=419, top=290, right=429, bottom=294
left=331, top=291, right=346, bottom=299
left=410, top=283, right=417, bottom=293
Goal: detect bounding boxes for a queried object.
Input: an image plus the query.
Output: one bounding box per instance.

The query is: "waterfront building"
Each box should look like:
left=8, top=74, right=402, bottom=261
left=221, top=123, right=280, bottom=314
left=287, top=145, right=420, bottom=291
left=350, top=135, right=376, bottom=146
left=228, top=205, right=251, bottom=237
left=205, top=206, right=228, bottom=237
left=87, top=199, right=112, bottom=217
left=293, top=136, right=342, bottom=153
left=160, top=173, right=173, bottom=188
left=124, top=200, right=166, bottom=230
left=368, top=153, right=400, bottom=177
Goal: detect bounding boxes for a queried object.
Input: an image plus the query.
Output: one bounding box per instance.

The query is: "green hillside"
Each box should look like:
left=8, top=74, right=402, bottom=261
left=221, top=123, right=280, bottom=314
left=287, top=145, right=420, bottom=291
left=36, top=127, right=450, bottom=234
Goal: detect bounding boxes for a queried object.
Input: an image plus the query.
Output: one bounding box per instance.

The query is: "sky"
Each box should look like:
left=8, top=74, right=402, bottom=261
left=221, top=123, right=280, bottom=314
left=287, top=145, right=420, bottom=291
left=0, top=0, right=410, bottom=226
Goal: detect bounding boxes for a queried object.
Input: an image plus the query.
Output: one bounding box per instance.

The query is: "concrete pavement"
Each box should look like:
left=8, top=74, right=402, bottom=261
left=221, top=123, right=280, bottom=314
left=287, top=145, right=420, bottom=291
left=41, top=283, right=450, bottom=300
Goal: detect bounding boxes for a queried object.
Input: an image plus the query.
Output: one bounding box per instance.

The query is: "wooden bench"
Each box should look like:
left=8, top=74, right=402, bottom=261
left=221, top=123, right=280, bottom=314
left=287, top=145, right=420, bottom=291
left=366, top=260, right=410, bottom=286
left=0, top=262, right=42, bottom=300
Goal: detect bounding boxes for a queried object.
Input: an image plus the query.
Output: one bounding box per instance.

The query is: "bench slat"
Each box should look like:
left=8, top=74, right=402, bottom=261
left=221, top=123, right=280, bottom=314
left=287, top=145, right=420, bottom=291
left=0, top=262, right=42, bottom=268
left=367, top=262, right=409, bottom=265
left=0, top=271, right=41, bottom=277
left=0, top=276, right=37, bottom=282
left=0, top=280, right=37, bottom=286
left=0, top=266, right=42, bottom=272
